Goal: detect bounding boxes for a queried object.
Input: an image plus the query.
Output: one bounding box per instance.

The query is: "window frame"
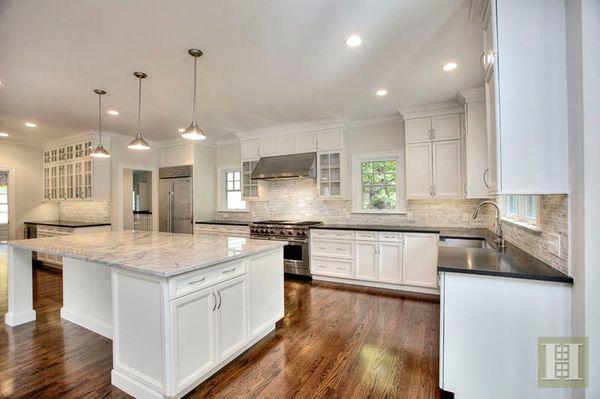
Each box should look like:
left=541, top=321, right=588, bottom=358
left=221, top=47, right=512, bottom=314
left=502, top=195, right=538, bottom=226
left=217, top=166, right=247, bottom=212
left=351, top=151, right=405, bottom=214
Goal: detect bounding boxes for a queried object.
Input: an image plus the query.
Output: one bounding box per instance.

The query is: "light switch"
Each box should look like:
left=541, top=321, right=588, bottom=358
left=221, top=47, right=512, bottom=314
left=548, top=233, right=561, bottom=258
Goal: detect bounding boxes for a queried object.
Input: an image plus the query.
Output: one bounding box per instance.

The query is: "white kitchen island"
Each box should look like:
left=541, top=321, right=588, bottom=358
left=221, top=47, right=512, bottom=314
left=4, top=231, right=285, bottom=399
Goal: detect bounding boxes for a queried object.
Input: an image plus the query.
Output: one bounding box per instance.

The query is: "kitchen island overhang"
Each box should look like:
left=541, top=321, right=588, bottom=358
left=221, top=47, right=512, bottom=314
left=5, top=231, right=286, bottom=399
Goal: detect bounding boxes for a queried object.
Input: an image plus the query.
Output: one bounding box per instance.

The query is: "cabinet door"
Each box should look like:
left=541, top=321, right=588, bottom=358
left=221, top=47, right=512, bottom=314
left=259, top=137, right=278, bottom=156
left=316, top=129, right=342, bottom=151
left=403, top=233, right=438, bottom=288
left=464, top=100, right=489, bottom=198
left=405, top=143, right=432, bottom=198
left=485, top=73, right=499, bottom=194
left=293, top=132, right=316, bottom=153
left=432, top=114, right=461, bottom=141
left=317, top=152, right=342, bottom=197
left=405, top=117, right=431, bottom=144
left=355, top=241, right=377, bottom=281
left=242, top=160, right=259, bottom=198
left=377, top=242, right=403, bottom=284
left=241, top=140, right=260, bottom=160
left=215, top=276, right=248, bottom=361
left=276, top=136, right=294, bottom=155
left=171, top=287, right=217, bottom=390
left=433, top=140, right=462, bottom=198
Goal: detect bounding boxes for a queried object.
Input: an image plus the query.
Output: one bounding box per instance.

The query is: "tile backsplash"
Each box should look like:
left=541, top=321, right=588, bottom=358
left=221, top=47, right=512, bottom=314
left=217, top=178, right=490, bottom=228
left=58, top=201, right=111, bottom=223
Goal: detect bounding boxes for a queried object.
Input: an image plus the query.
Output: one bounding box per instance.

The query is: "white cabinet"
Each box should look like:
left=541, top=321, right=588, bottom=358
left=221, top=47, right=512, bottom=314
left=354, top=241, right=377, bottom=281
left=377, top=242, right=403, bottom=284
left=316, top=129, right=343, bottom=151
left=293, top=132, right=316, bottom=153
left=215, top=276, right=248, bottom=360
left=241, top=159, right=259, bottom=199
left=403, top=233, right=438, bottom=288
left=431, top=114, right=461, bottom=141
left=405, top=143, right=432, bottom=199
left=482, top=0, right=569, bottom=194
left=259, top=137, right=278, bottom=157
left=432, top=141, right=462, bottom=198
left=461, top=90, right=490, bottom=198
left=194, top=223, right=250, bottom=237
left=171, top=286, right=216, bottom=391
left=317, top=151, right=342, bottom=197
left=405, top=118, right=432, bottom=144
left=240, top=140, right=260, bottom=160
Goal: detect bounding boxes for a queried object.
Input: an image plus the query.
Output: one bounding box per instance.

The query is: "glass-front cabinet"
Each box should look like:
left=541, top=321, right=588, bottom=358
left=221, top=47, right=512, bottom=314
left=317, top=151, right=342, bottom=197
left=242, top=159, right=259, bottom=199
left=42, top=138, right=95, bottom=201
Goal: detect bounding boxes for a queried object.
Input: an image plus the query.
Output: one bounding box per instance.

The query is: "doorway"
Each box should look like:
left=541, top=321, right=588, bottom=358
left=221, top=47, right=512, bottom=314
left=122, top=169, right=154, bottom=231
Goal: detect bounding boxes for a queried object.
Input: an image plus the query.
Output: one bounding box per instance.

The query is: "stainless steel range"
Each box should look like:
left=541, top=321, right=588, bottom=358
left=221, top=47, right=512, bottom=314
left=250, top=220, right=322, bottom=276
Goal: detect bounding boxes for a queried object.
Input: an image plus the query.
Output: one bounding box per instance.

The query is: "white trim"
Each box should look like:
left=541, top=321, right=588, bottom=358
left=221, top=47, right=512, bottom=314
left=60, top=307, right=113, bottom=339
left=157, top=137, right=217, bottom=149
left=216, top=138, right=240, bottom=147
left=312, top=275, right=439, bottom=295
left=458, top=88, right=486, bottom=103
left=398, top=101, right=463, bottom=120
left=235, top=117, right=346, bottom=140
left=348, top=114, right=402, bottom=128
left=0, top=166, right=17, bottom=240
left=116, top=163, right=159, bottom=231
left=217, top=165, right=246, bottom=211
left=501, top=218, right=542, bottom=233
left=351, top=151, right=406, bottom=214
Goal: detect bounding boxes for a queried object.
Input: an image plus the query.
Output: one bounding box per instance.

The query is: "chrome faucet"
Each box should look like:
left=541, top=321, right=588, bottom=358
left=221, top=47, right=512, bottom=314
left=472, top=200, right=506, bottom=249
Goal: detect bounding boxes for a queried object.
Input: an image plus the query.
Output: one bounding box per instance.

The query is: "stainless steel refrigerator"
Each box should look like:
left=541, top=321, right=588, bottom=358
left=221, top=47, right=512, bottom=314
left=159, top=165, right=193, bottom=234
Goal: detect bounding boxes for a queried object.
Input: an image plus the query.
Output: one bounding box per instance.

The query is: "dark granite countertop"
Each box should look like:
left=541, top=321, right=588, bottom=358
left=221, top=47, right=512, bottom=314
left=133, top=210, right=152, bottom=214
left=195, top=220, right=250, bottom=226
left=25, top=220, right=112, bottom=228
left=310, top=224, right=572, bottom=284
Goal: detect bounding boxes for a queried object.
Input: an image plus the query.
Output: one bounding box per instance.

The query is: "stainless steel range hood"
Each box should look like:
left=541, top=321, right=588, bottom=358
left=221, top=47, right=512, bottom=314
left=251, top=152, right=316, bottom=180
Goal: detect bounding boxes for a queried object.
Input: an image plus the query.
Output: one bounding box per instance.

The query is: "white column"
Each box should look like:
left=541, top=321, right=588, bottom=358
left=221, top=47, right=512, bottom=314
left=4, top=246, right=36, bottom=326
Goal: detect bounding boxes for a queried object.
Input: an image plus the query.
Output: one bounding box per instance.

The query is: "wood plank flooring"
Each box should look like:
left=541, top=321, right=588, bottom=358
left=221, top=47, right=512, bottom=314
left=0, top=246, right=440, bottom=398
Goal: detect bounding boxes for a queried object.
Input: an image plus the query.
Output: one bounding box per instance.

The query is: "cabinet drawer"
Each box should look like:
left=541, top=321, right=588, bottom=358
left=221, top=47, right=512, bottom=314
left=378, top=232, right=403, bottom=242
left=311, top=229, right=354, bottom=240
left=355, top=231, right=377, bottom=241
left=195, top=225, right=250, bottom=236
left=171, top=260, right=247, bottom=299
left=311, top=257, right=353, bottom=278
left=311, top=239, right=353, bottom=259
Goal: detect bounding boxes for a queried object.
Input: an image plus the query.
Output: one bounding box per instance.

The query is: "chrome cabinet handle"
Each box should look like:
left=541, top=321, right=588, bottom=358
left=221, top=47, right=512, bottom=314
left=211, top=292, right=217, bottom=311
left=188, top=277, right=206, bottom=285
left=217, top=291, right=222, bottom=309
left=483, top=168, right=490, bottom=189
left=222, top=267, right=236, bottom=274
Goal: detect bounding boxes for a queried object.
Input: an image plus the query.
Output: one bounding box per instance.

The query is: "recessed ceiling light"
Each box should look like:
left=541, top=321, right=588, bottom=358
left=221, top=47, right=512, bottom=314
left=0, top=80, right=4, bottom=85
left=376, top=89, right=388, bottom=96
left=345, top=34, right=362, bottom=47
left=25, top=122, right=37, bottom=128
left=178, top=128, right=185, bottom=133
left=107, top=109, right=119, bottom=116
left=442, top=62, right=458, bottom=72
left=0, top=132, right=9, bottom=137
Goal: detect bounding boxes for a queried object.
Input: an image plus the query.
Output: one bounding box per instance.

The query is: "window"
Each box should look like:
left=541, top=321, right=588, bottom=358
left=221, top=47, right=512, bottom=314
left=352, top=152, right=405, bottom=213
left=225, top=171, right=246, bottom=210
left=0, top=173, right=8, bottom=225
left=502, top=195, right=538, bottom=225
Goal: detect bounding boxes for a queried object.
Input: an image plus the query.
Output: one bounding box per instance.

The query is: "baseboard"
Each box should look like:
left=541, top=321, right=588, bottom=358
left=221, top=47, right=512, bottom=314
left=312, top=275, right=440, bottom=295
left=112, top=369, right=165, bottom=399
left=4, top=309, right=36, bottom=326
left=60, top=307, right=113, bottom=339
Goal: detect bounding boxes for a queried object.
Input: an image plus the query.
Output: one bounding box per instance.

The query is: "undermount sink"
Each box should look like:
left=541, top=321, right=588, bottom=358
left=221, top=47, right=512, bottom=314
left=439, top=237, right=494, bottom=250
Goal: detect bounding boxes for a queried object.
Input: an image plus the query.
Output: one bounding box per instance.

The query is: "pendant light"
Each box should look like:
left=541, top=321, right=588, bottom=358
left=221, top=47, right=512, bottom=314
left=91, top=89, right=110, bottom=158
left=128, top=72, right=151, bottom=150
left=181, top=49, right=207, bottom=140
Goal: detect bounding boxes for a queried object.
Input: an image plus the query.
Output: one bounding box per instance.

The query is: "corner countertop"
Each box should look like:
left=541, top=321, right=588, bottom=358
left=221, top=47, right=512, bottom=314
left=195, top=220, right=251, bottom=226
left=8, top=231, right=285, bottom=277
left=25, top=220, right=112, bottom=228
left=309, top=224, right=573, bottom=284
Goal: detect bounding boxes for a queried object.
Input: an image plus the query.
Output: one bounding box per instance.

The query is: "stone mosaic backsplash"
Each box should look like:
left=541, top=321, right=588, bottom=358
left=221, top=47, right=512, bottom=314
left=58, top=201, right=111, bottom=223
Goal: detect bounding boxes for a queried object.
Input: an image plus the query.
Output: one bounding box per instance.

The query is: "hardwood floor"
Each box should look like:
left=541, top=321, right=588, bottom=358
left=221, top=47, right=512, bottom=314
left=0, top=246, right=440, bottom=399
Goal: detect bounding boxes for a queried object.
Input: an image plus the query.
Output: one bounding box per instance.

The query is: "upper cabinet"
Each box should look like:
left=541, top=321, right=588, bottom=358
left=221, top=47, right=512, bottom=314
left=316, top=129, right=343, bottom=151
left=240, top=140, right=260, bottom=160
left=293, top=132, right=317, bottom=153
left=42, top=133, right=110, bottom=202
left=482, top=0, right=569, bottom=194
left=405, top=115, right=461, bottom=144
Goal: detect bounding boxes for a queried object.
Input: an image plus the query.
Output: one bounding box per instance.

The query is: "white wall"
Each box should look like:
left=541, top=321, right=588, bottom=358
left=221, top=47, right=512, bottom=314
left=193, top=143, right=217, bottom=220
left=217, top=141, right=241, bottom=167
left=0, top=142, right=58, bottom=239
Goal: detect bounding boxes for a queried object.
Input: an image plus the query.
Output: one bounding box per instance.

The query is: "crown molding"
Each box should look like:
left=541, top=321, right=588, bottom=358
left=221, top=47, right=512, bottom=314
left=0, top=138, right=43, bottom=149
left=235, top=117, right=347, bottom=140
left=348, top=114, right=402, bottom=128
left=398, top=101, right=463, bottom=120
left=458, top=87, right=486, bottom=103
left=216, top=138, right=240, bottom=147
left=157, top=137, right=217, bottom=149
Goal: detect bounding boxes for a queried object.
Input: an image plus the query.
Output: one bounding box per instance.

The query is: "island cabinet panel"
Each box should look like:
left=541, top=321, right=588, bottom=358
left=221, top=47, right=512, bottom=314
left=215, top=276, right=248, bottom=360
left=171, top=287, right=216, bottom=391
left=377, top=242, right=403, bottom=284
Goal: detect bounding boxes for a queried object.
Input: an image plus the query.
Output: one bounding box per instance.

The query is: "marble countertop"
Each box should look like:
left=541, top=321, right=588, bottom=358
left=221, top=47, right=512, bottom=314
left=25, top=220, right=112, bottom=228
left=8, top=231, right=285, bottom=277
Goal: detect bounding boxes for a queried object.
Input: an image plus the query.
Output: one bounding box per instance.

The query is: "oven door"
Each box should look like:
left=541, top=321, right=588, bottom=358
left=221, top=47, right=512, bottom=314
left=283, top=239, right=310, bottom=276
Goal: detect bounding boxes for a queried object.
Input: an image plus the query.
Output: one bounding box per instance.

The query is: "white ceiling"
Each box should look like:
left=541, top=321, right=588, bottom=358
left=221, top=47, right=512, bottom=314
left=0, top=0, right=483, bottom=145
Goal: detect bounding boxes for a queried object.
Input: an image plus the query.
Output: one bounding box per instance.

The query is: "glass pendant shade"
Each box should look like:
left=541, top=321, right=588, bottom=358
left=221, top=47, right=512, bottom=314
left=129, top=72, right=151, bottom=150
left=182, top=49, right=207, bottom=141
left=91, top=89, right=110, bottom=158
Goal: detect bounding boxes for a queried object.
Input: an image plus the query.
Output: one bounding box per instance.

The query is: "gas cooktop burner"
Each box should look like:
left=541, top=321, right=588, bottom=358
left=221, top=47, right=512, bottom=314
left=253, top=220, right=323, bottom=226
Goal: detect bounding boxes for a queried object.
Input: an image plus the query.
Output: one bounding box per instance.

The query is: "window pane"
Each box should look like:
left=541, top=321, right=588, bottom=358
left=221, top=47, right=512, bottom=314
left=227, top=191, right=246, bottom=210
left=508, top=195, right=518, bottom=215
left=526, top=195, right=538, bottom=219
left=234, top=171, right=240, bottom=181
left=227, top=181, right=234, bottom=191
left=0, top=213, right=7, bottom=224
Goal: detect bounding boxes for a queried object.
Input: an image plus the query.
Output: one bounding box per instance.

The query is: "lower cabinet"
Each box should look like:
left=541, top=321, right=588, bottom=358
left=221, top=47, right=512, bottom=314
left=311, top=229, right=439, bottom=293
left=171, top=274, right=248, bottom=391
